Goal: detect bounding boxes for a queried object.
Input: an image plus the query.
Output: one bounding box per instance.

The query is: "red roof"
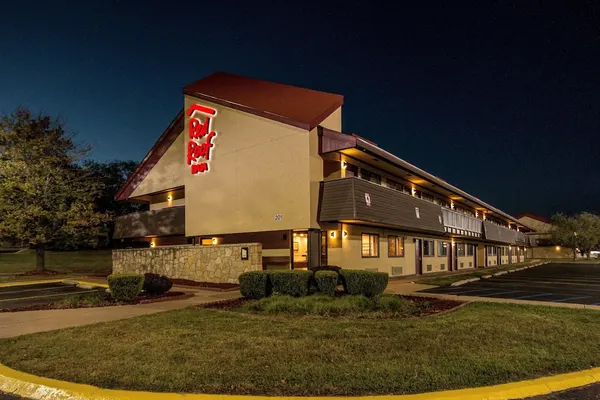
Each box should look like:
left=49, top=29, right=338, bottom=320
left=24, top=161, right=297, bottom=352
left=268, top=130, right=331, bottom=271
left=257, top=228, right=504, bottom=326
left=516, top=213, right=552, bottom=224
left=184, top=72, right=344, bottom=131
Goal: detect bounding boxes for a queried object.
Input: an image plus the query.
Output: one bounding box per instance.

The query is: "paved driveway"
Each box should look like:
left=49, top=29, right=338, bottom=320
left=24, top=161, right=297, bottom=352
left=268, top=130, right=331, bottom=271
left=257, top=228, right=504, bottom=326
left=0, top=282, right=105, bottom=310
left=420, top=263, right=600, bottom=305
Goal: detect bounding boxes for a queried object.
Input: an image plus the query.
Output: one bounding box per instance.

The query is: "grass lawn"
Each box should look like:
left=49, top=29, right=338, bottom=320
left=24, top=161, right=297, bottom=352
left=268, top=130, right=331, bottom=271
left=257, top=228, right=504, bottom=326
left=416, top=263, right=533, bottom=286
left=0, top=249, right=112, bottom=275
left=1, top=302, right=600, bottom=396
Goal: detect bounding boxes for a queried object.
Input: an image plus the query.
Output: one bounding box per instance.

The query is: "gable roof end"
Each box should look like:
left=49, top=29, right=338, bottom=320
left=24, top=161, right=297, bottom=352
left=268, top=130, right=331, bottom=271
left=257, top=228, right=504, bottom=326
left=183, top=72, right=344, bottom=131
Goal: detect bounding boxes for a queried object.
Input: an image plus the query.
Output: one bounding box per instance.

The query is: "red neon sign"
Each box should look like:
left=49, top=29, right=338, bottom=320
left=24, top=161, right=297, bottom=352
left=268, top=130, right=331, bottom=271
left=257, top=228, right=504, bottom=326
left=187, top=104, right=217, bottom=175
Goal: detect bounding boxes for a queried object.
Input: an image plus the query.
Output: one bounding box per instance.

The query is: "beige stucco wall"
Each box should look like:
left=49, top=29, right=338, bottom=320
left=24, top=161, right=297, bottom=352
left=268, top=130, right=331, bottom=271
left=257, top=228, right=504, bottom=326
left=112, top=243, right=262, bottom=284
left=131, top=131, right=185, bottom=197
left=150, top=197, right=185, bottom=211
left=183, top=96, right=320, bottom=236
left=457, top=255, right=474, bottom=269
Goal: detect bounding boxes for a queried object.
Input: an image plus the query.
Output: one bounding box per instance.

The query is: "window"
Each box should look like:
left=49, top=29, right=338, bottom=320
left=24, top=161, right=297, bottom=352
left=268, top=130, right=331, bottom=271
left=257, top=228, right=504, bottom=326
left=423, top=239, right=435, bottom=256
left=361, top=233, right=379, bottom=257
left=414, top=189, right=422, bottom=199
left=386, top=179, right=405, bottom=193
left=456, top=243, right=466, bottom=257
left=438, top=241, right=448, bottom=257
left=486, top=246, right=497, bottom=256
left=345, top=163, right=358, bottom=177
left=422, top=192, right=434, bottom=202
left=388, top=236, right=404, bottom=257
left=359, top=169, right=381, bottom=184
left=467, top=244, right=475, bottom=256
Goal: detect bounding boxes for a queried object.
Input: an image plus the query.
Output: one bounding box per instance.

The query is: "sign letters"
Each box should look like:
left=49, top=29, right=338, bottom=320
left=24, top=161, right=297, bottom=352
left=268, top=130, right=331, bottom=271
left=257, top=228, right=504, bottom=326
left=187, top=104, right=218, bottom=175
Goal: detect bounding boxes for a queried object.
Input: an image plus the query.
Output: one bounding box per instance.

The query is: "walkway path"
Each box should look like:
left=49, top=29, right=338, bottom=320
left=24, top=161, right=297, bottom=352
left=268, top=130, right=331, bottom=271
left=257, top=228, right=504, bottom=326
left=0, top=289, right=238, bottom=339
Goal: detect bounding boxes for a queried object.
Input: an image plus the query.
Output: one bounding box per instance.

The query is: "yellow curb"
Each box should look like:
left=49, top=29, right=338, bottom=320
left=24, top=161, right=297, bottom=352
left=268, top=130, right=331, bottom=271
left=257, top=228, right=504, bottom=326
left=0, top=279, right=108, bottom=289
left=1, top=363, right=600, bottom=400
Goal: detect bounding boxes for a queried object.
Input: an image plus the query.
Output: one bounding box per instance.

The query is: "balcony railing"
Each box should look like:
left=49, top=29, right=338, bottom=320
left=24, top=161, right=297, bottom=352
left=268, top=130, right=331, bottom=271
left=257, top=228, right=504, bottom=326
left=442, top=208, right=483, bottom=238
left=113, top=206, right=185, bottom=239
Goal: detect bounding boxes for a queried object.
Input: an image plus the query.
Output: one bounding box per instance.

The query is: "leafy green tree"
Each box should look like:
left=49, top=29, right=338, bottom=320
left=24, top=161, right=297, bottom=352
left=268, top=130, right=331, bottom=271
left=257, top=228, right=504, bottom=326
left=552, top=212, right=600, bottom=260
left=0, top=108, right=110, bottom=271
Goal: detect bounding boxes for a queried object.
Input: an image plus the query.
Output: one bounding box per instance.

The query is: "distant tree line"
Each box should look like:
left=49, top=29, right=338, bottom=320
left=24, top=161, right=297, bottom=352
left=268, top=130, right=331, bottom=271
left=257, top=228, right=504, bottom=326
left=552, top=212, right=600, bottom=260
left=0, top=107, right=146, bottom=270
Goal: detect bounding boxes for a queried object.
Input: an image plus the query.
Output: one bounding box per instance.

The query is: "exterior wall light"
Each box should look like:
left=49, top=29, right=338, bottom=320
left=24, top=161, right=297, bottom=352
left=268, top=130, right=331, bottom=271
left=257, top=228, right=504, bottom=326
left=341, top=160, right=347, bottom=169
left=342, top=230, right=348, bottom=239
left=556, top=245, right=561, bottom=251
left=451, top=241, right=455, bottom=246
left=212, top=237, right=218, bottom=245
left=450, top=201, right=455, bottom=210
left=330, top=230, right=337, bottom=239
left=167, top=194, right=173, bottom=202
left=411, top=187, right=417, bottom=197
left=150, top=241, right=156, bottom=248
left=475, top=210, right=479, bottom=218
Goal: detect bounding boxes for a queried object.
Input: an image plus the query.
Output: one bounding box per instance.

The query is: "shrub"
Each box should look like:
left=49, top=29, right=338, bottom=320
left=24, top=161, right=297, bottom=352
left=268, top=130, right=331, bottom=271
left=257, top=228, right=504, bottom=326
left=107, top=274, right=144, bottom=302
left=239, top=271, right=271, bottom=299
left=143, top=273, right=173, bottom=295
left=315, top=271, right=338, bottom=296
left=340, top=270, right=389, bottom=297
left=269, top=270, right=313, bottom=297
left=310, top=265, right=341, bottom=274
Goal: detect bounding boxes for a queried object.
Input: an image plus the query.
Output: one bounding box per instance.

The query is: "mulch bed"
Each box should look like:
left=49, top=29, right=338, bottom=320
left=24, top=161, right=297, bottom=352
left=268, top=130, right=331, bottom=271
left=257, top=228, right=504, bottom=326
left=200, top=295, right=465, bottom=317
left=170, top=278, right=239, bottom=291
left=0, top=291, right=193, bottom=313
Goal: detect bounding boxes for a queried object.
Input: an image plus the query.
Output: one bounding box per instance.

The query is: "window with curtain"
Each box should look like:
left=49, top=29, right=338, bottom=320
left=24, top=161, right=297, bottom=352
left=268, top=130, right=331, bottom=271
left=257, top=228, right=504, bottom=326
left=423, top=239, right=435, bottom=256
left=388, top=236, right=404, bottom=257
left=438, top=241, right=448, bottom=256
left=361, top=233, right=379, bottom=257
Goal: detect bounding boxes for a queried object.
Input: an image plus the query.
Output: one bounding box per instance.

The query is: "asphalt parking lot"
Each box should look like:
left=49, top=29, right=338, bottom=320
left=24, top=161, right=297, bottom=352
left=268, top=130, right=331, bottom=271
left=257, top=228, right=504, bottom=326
left=0, top=282, right=105, bottom=310
left=420, top=263, right=600, bottom=305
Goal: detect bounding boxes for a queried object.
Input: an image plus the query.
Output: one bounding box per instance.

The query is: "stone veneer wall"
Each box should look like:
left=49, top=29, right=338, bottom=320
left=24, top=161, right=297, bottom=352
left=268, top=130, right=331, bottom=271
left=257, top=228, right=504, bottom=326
left=112, top=243, right=262, bottom=284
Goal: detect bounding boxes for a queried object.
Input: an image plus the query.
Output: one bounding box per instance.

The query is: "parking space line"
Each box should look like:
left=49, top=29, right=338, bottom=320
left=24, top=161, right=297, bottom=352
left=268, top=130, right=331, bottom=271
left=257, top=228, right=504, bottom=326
left=0, top=285, right=72, bottom=295
left=448, top=288, right=497, bottom=295
left=514, top=292, right=554, bottom=300
left=483, top=290, right=522, bottom=296
left=0, top=289, right=94, bottom=303
left=552, top=296, right=592, bottom=303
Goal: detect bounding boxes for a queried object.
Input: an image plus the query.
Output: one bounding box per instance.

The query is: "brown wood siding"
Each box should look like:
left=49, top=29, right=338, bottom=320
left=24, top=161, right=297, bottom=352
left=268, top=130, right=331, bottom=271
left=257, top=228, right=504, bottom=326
left=319, top=178, right=445, bottom=234
left=113, top=206, right=185, bottom=239
left=483, top=221, right=518, bottom=244
left=209, top=230, right=290, bottom=250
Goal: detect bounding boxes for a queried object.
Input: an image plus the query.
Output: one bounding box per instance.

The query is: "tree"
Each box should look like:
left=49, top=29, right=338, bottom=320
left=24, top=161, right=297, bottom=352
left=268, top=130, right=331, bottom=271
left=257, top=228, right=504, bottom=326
left=552, top=212, right=600, bottom=260
left=0, top=108, right=110, bottom=271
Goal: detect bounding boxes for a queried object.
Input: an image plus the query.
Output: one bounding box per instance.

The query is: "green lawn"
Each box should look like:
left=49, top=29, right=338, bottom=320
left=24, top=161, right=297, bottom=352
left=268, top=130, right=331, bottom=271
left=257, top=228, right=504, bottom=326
left=1, top=302, right=600, bottom=396
left=417, top=263, right=535, bottom=286
left=0, top=249, right=112, bottom=275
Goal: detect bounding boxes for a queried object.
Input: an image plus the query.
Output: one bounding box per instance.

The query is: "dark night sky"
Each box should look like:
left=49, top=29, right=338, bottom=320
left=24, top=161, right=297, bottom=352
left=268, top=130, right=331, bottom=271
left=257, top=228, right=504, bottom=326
left=1, top=1, right=598, bottom=217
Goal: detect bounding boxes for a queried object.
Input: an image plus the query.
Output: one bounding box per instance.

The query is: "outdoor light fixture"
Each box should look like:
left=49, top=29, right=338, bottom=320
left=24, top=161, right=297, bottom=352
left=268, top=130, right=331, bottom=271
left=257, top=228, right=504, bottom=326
left=330, top=231, right=337, bottom=239
left=451, top=241, right=455, bottom=246
left=411, top=187, right=416, bottom=196
left=342, top=230, right=348, bottom=239
left=341, top=160, right=347, bottom=169
left=150, top=242, right=156, bottom=248
left=167, top=194, right=173, bottom=202
left=556, top=245, right=561, bottom=251
left=211, top=237, right=218, bottom=245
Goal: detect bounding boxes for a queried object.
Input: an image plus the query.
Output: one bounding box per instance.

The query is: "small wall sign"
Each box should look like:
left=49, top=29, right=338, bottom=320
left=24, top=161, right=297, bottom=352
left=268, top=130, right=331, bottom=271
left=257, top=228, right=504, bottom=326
left=415, top=207, right=420, bottom=219
left=365, top=193, right=371, bottom=207
left=241, top=247, right=249, bottom=260
left=274, top=214, right=283, bottom=221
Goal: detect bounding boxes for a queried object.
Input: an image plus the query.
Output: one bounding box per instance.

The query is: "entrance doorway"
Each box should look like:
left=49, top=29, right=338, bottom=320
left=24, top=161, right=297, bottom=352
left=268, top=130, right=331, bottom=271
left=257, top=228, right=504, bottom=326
left=415, top=239, right=423, bottom=275
left=292, top=231, right=308, bottom=269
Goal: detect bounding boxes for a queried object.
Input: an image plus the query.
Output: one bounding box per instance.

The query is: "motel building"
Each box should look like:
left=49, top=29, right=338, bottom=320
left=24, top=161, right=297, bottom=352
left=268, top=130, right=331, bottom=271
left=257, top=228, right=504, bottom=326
left=114, top=72, right=536, bottom=277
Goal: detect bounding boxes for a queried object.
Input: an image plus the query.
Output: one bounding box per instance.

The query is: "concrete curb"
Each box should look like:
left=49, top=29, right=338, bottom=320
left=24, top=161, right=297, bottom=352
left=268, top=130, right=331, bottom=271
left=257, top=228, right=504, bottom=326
left=0, top=279, right=108, bottom=289
left=1, top=363, right=600, bottom=400
left=451, top=261, right=550, bottom=286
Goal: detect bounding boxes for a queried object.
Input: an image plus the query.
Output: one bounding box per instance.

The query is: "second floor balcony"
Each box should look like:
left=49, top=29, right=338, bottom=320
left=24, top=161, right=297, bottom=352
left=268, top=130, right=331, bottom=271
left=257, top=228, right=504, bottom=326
left=113, top=206, right=185, bottom=239
left=442, top=208, right=483, bottom=238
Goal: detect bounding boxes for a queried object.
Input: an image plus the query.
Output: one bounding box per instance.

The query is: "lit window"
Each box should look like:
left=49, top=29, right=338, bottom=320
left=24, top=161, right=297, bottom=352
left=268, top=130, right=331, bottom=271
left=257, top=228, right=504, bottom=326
left=362, top=233, right=379, bottom=257
left=388, top=236, right=404, bottom=257
left=456, top=243, right=466, bottom=257
left=438, top=241, right=448, bottom=257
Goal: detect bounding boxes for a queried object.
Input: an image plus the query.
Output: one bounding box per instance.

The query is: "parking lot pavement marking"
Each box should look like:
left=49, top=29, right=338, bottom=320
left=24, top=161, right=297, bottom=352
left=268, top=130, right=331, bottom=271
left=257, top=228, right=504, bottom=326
left=0, top=289, right=94, bottom=303
left=448, top=288, right=498, bottom=295
left=514, top=292, right=554, bottom=300
left=552, top=296, right=592, bottom=303
left=482, top=290, right=522, bottom=297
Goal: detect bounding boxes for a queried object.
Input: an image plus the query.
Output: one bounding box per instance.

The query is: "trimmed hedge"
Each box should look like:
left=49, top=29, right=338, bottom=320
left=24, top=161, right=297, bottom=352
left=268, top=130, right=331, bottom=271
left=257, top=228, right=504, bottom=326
left=142, top=273, right=173, bottom=295
left=239, top=271, right=272, bottom=299
left=340, top=270, right=389, bottom=297
left=315, top=271, right=338, bottom=296
left=270, top=270, right=313, bottom=297
left=107, top=274, right=144, bottom=302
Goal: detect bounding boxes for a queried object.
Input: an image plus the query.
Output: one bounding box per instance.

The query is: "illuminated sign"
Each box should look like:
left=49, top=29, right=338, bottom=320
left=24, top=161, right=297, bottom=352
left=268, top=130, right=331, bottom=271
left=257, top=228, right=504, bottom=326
left=187, top=104, right=217, bottom=174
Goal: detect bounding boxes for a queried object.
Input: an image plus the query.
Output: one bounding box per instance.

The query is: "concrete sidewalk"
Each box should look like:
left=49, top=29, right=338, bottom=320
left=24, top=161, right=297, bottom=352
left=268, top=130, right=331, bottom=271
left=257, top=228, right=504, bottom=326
left=0, top=289, right=238, bottom=339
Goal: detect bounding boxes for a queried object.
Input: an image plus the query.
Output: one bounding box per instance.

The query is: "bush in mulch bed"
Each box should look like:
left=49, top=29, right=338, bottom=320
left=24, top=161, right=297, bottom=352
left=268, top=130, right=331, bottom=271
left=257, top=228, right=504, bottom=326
left=169, top=278, right=239, bottom=290
left=200, top=294, right=464, bottom=318
left=0, top=291, right=191, bottom=313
